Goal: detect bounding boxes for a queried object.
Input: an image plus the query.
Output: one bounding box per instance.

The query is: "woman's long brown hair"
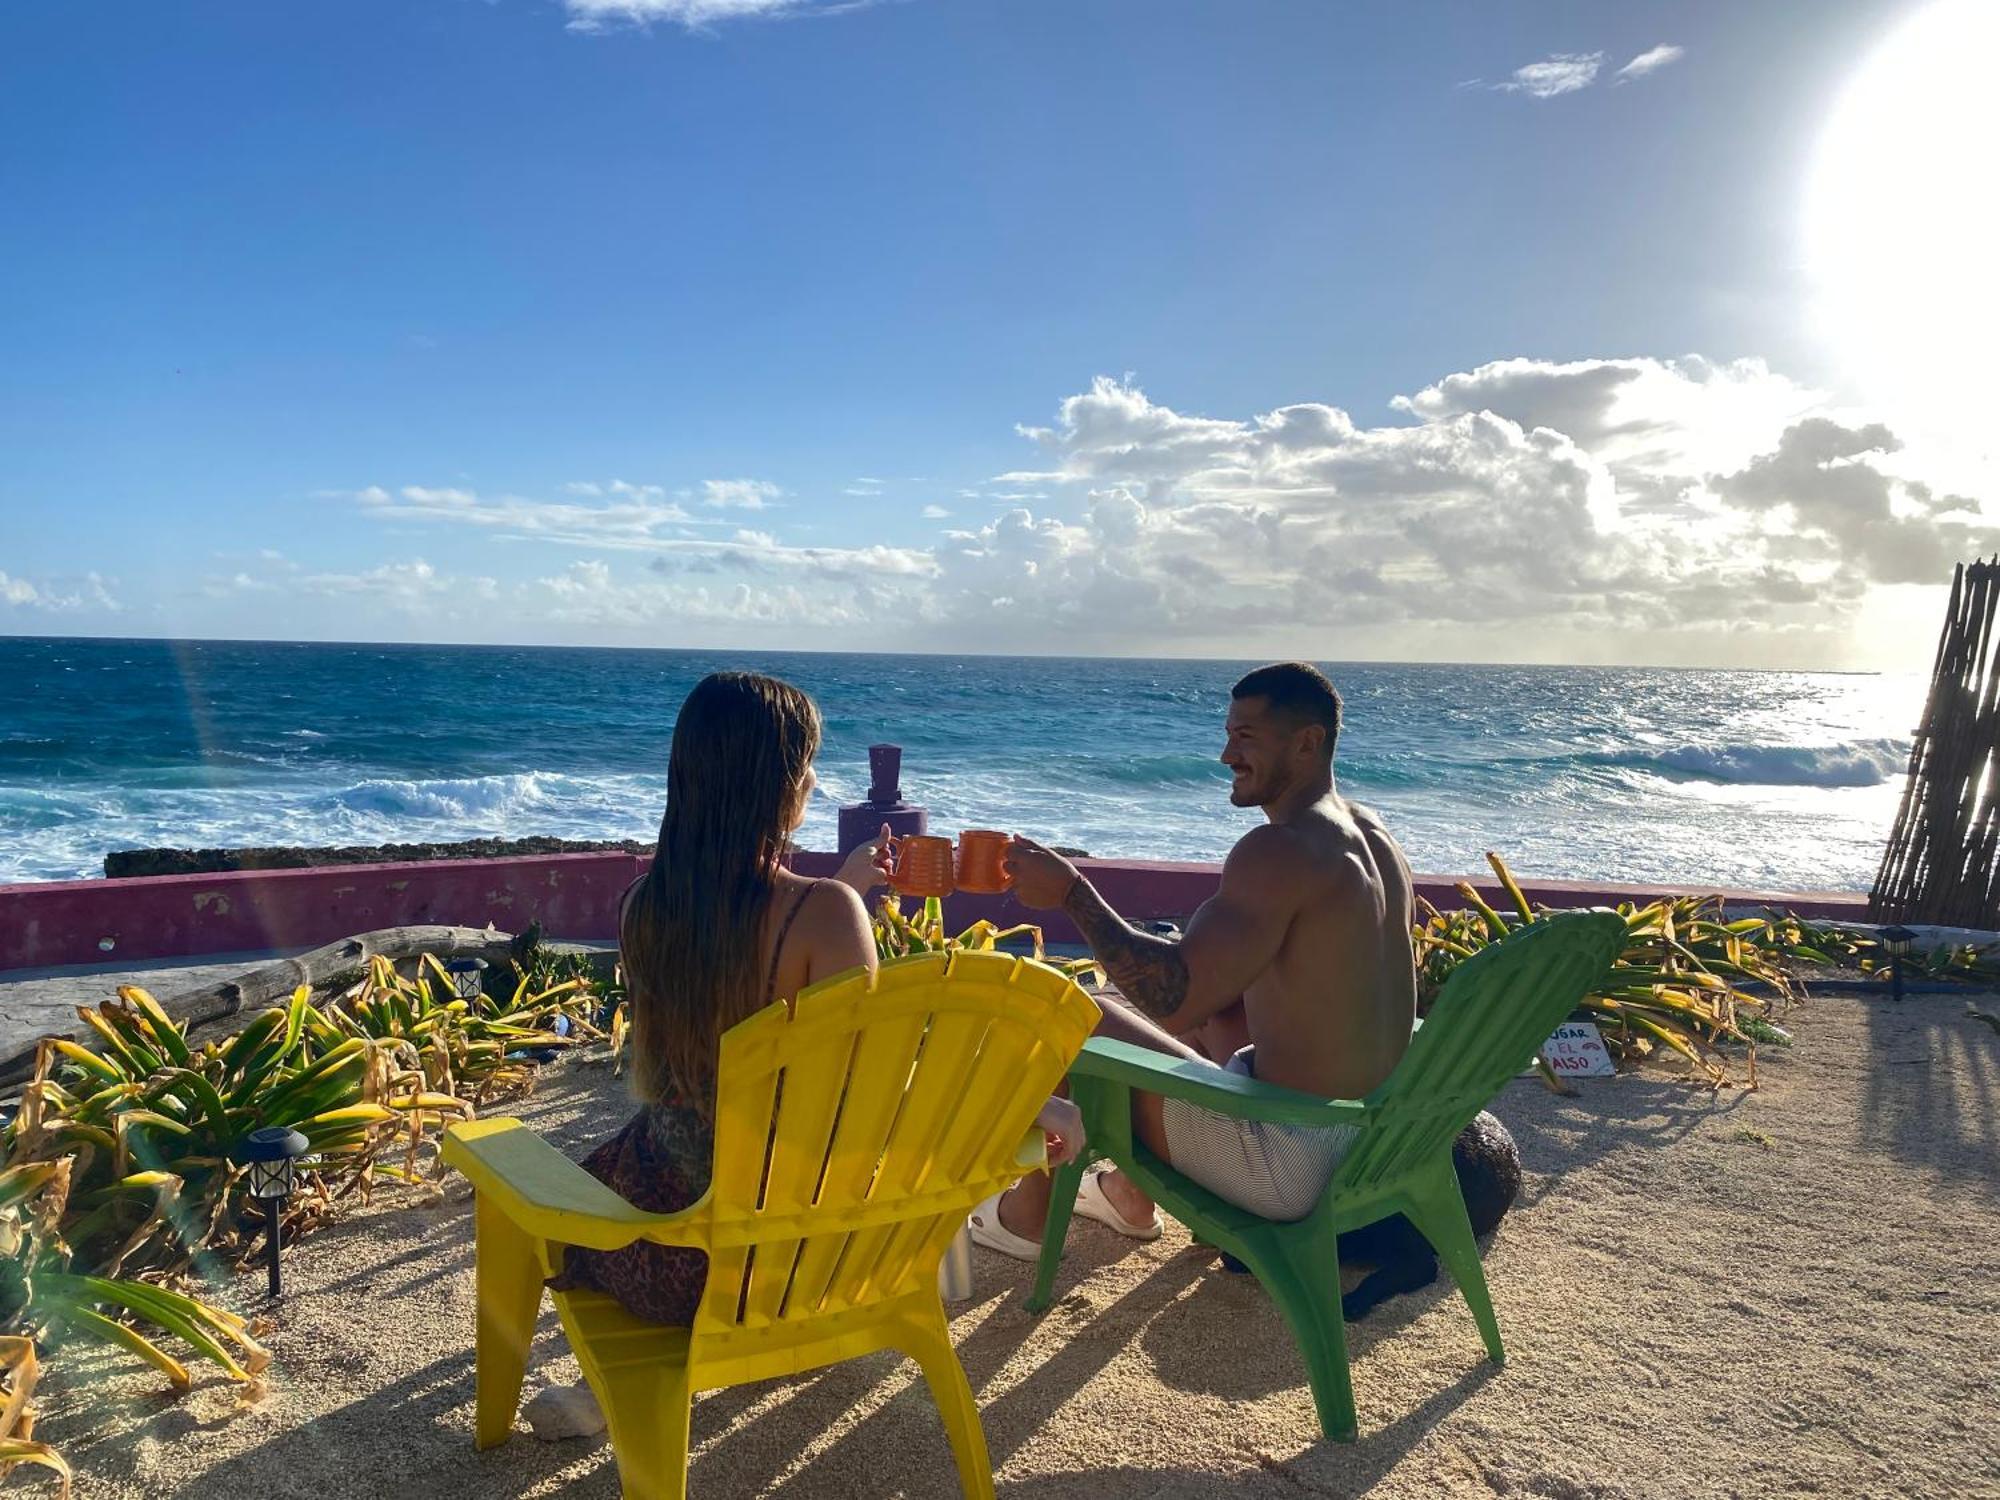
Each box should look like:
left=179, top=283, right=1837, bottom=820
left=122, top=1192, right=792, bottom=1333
left=623, top=671, right=822, bottom=1108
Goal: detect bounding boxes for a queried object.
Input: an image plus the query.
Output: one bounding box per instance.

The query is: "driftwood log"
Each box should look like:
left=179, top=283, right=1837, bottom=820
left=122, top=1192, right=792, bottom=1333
left=0, top=925, right=518, bottom=1086
left=155, top=925, right=520, bottom=1035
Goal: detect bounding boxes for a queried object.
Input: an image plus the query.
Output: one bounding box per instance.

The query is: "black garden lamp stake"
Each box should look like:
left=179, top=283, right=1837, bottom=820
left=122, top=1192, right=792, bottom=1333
left=444, top=956, right=488, bottom=1004
left=1878, top=924, right=1918, bottom=1004
left=238, top=1126, right=310, bottom=1299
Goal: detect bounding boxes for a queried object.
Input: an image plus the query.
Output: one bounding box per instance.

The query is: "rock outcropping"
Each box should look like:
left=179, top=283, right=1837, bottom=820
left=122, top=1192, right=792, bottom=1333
left=104, top=836, right=652, bottom=879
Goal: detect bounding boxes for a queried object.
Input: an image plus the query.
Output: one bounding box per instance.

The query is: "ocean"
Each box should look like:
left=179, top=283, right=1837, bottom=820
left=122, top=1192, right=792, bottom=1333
left=0, top=637, right=1924, bottom=892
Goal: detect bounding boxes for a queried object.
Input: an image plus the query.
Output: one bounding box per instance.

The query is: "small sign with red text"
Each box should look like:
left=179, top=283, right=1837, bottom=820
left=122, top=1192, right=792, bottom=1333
left=1539, top=1020, right=1615, bottom=1077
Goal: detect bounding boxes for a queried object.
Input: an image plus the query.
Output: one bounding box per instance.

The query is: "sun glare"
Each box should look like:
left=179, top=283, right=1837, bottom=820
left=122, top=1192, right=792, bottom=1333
left=1805, top=0, right=2000, bottom=446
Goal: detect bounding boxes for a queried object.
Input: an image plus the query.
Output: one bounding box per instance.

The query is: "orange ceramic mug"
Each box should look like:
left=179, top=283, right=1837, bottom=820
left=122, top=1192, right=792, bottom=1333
left=954, top=829, right=1013, bottom=894
left=890, top=834, right=957, bottom=898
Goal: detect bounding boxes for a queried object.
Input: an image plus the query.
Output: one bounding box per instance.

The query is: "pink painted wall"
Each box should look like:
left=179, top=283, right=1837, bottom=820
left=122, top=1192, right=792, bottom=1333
left=0, top=852, right=651, bottom=970
left=0, top=849, right=1867, bottom=971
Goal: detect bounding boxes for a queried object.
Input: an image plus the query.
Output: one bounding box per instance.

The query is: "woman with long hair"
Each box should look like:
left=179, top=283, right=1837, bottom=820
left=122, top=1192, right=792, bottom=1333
left=553, top=669, right=1082, bottom=1326
left=551, top=670, right=882, bottom=1323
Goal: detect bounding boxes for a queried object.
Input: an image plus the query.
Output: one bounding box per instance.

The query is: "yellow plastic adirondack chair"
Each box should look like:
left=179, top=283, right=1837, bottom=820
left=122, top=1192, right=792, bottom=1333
left=442, top=949, right=1099, bottom=1500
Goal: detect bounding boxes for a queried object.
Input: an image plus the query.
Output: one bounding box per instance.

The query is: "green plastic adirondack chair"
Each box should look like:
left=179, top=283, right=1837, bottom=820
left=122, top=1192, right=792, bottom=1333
left=1026, top=908, right=1626, bottom=1441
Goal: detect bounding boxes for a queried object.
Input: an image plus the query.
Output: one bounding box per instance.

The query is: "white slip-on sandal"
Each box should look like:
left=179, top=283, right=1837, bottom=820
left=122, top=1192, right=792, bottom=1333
left=1073, top=1166, right=1163, bottom=1241
left=966, top=1189, right=1044, bottom=1262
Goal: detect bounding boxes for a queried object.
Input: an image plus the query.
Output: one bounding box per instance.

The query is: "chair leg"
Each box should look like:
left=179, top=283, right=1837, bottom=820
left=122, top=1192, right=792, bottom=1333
left=902, top=1306, right=996, bottom=1500
left=592, top=1356, right=694, bottom=1500
left=1404, top=1168, right=1504, bottom=1365
left=1026, top=1156, right=1086, bottom=1314
left=472, top=1194, right=544, bottom=1449
left=1265, top=1224, right=1359, bottom=1443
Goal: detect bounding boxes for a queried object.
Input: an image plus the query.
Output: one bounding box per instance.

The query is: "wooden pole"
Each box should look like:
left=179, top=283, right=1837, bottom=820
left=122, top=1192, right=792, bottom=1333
left=1872, top=558, right=2000, bottom=928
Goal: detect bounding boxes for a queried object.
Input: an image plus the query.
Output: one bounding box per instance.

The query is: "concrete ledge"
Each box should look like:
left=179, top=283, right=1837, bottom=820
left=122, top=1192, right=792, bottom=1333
left=0, top=849, right=1870, bottom=971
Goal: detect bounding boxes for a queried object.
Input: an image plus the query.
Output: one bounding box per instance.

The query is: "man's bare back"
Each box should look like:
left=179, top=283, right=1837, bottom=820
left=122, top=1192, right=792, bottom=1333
left=1231, top=795, right=1416, bottom=1102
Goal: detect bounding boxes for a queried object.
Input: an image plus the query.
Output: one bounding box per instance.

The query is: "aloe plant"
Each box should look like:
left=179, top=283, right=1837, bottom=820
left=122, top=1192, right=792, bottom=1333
left=7, top=988, right=394, bottom=1277
left=0, top=1147, right=266, bottom=1495
left=0, top=940, right=619, bottom=1483
left=872, top=894, right=1104, bottom=987
left=1414, top=852, right=1804, bottom=1088
left=0, top=1335, right=70, bottom=1499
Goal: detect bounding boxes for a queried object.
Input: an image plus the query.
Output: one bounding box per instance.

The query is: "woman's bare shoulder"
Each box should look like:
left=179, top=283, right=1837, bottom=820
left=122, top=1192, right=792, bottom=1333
left=803, top=876, right=869, bottom=928
left=796, top=878, right=875, bottom=974
left=763, top=872, right=863, bottom=934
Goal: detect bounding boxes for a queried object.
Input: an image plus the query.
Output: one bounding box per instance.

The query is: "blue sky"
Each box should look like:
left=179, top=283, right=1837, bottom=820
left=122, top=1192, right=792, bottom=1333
left=3, top=0, right=1994, bottom=667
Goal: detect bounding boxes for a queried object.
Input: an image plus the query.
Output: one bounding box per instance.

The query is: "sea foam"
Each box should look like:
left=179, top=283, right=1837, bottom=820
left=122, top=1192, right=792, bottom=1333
left=326, top=772, right=559, bottom=822
left=1624, top=737, right=1910, bottom=788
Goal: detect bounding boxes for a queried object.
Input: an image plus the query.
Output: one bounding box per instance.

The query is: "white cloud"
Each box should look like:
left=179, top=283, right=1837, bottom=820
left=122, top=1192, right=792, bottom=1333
left=544, top=559, right=614, bottom=596
left=564, top=0, right=872, bottom=33
left=358, top=482, right=695, bottom=547
left=530, top=563, right=872, bottom=632
left=701, top=478, right=782, bottom=511
left=349, top=482, right=930, bottom=581
left=1496, top=51, right=1603, bottom=98
left=1394, top=355, right=1825, bottom=486
left=1616, top=44, right=1685, bottom=82
left=301, top=559, right=499, bottom=608
left=1710, top=418, right=1988, bottom=586
left=0, top=568, right=120, bottom=612
left=909, top=367, right=1994, bottom=658
left=321, top=359, right=1989, bottom=664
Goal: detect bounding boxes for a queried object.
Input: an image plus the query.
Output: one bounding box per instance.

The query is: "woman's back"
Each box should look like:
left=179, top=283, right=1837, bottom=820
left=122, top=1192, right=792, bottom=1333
left=550, top=874, right=875, bottom=1325
left=549, top=669, right=876, bottom=1326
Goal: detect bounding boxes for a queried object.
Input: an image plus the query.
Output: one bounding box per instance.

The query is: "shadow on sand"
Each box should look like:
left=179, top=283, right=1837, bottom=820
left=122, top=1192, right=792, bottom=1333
left=1862, top=992, right=1998, bottom=1193
left=1492, top=1068, right=1747, bottom=1208
left=185, top=1056, right=1609, bottom=1496
left=184, top=1230, right=1488, bottom=1499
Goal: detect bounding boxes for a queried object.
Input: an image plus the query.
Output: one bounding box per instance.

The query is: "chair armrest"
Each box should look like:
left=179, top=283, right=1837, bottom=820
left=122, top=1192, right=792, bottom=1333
left=1069, top=1038, right=1371, bottom=1129
left=1015, top=1126, right=1047, bottom=1173
left=443, top=1118, right=707, bottom=1252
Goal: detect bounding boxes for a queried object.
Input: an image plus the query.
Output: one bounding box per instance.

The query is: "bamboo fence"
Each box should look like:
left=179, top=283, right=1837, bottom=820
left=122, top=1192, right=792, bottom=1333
left=1872, top=557, right=2000, bottom=926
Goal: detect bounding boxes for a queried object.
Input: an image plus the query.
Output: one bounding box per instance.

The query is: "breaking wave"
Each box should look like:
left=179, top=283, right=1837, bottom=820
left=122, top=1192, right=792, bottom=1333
left=1615, top=737, right=1910, bottom=789
left=324, top=772, right=560, bottom=822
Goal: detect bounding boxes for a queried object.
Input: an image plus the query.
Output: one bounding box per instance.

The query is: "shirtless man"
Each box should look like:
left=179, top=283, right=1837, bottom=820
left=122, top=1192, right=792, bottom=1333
left=972, top=661, right=1417, bottom=1251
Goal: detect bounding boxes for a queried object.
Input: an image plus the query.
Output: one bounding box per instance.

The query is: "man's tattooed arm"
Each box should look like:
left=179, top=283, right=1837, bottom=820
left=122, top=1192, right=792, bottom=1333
left=1063, top=877, right=1188, bottom=1020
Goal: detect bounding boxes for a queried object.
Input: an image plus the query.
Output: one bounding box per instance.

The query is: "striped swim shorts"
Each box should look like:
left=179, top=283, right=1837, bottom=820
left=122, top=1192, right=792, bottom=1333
left=1158, top=1045, right=1358, bottom=1222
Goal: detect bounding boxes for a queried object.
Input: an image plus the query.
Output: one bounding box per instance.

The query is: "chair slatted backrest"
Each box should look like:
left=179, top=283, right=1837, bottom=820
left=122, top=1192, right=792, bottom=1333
left=1330, top=909, right=1625, bottom=1196
left=694, top=950, right=1099, bottom=1333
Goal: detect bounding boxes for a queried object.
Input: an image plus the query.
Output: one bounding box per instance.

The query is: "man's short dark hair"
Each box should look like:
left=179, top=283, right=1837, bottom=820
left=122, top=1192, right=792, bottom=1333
left=1231, top=661, right=1342, bottom=758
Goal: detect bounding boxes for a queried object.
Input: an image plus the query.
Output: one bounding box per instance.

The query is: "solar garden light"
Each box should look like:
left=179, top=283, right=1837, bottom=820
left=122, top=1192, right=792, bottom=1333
left=1878, top=924, right=1918, bottom=1004
left=444, top=956, right=488, bottom=1002
left=238, top=1126, right=310, bottom=1299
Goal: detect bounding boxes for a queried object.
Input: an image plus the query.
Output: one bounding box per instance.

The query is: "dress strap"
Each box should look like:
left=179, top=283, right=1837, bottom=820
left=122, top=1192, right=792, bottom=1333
left=617, top=873, right=647, bottom=930
left=763, top=880, right=823, bottom=1005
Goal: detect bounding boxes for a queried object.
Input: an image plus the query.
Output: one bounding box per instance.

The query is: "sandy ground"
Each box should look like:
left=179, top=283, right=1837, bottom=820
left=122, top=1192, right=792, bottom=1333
left=28, top=989, right=2000, bottom=1500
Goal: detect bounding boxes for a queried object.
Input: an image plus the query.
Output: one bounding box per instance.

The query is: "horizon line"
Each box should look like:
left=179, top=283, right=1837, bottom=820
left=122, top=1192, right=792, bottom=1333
left=0, top=628, right=1894, bottom=677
